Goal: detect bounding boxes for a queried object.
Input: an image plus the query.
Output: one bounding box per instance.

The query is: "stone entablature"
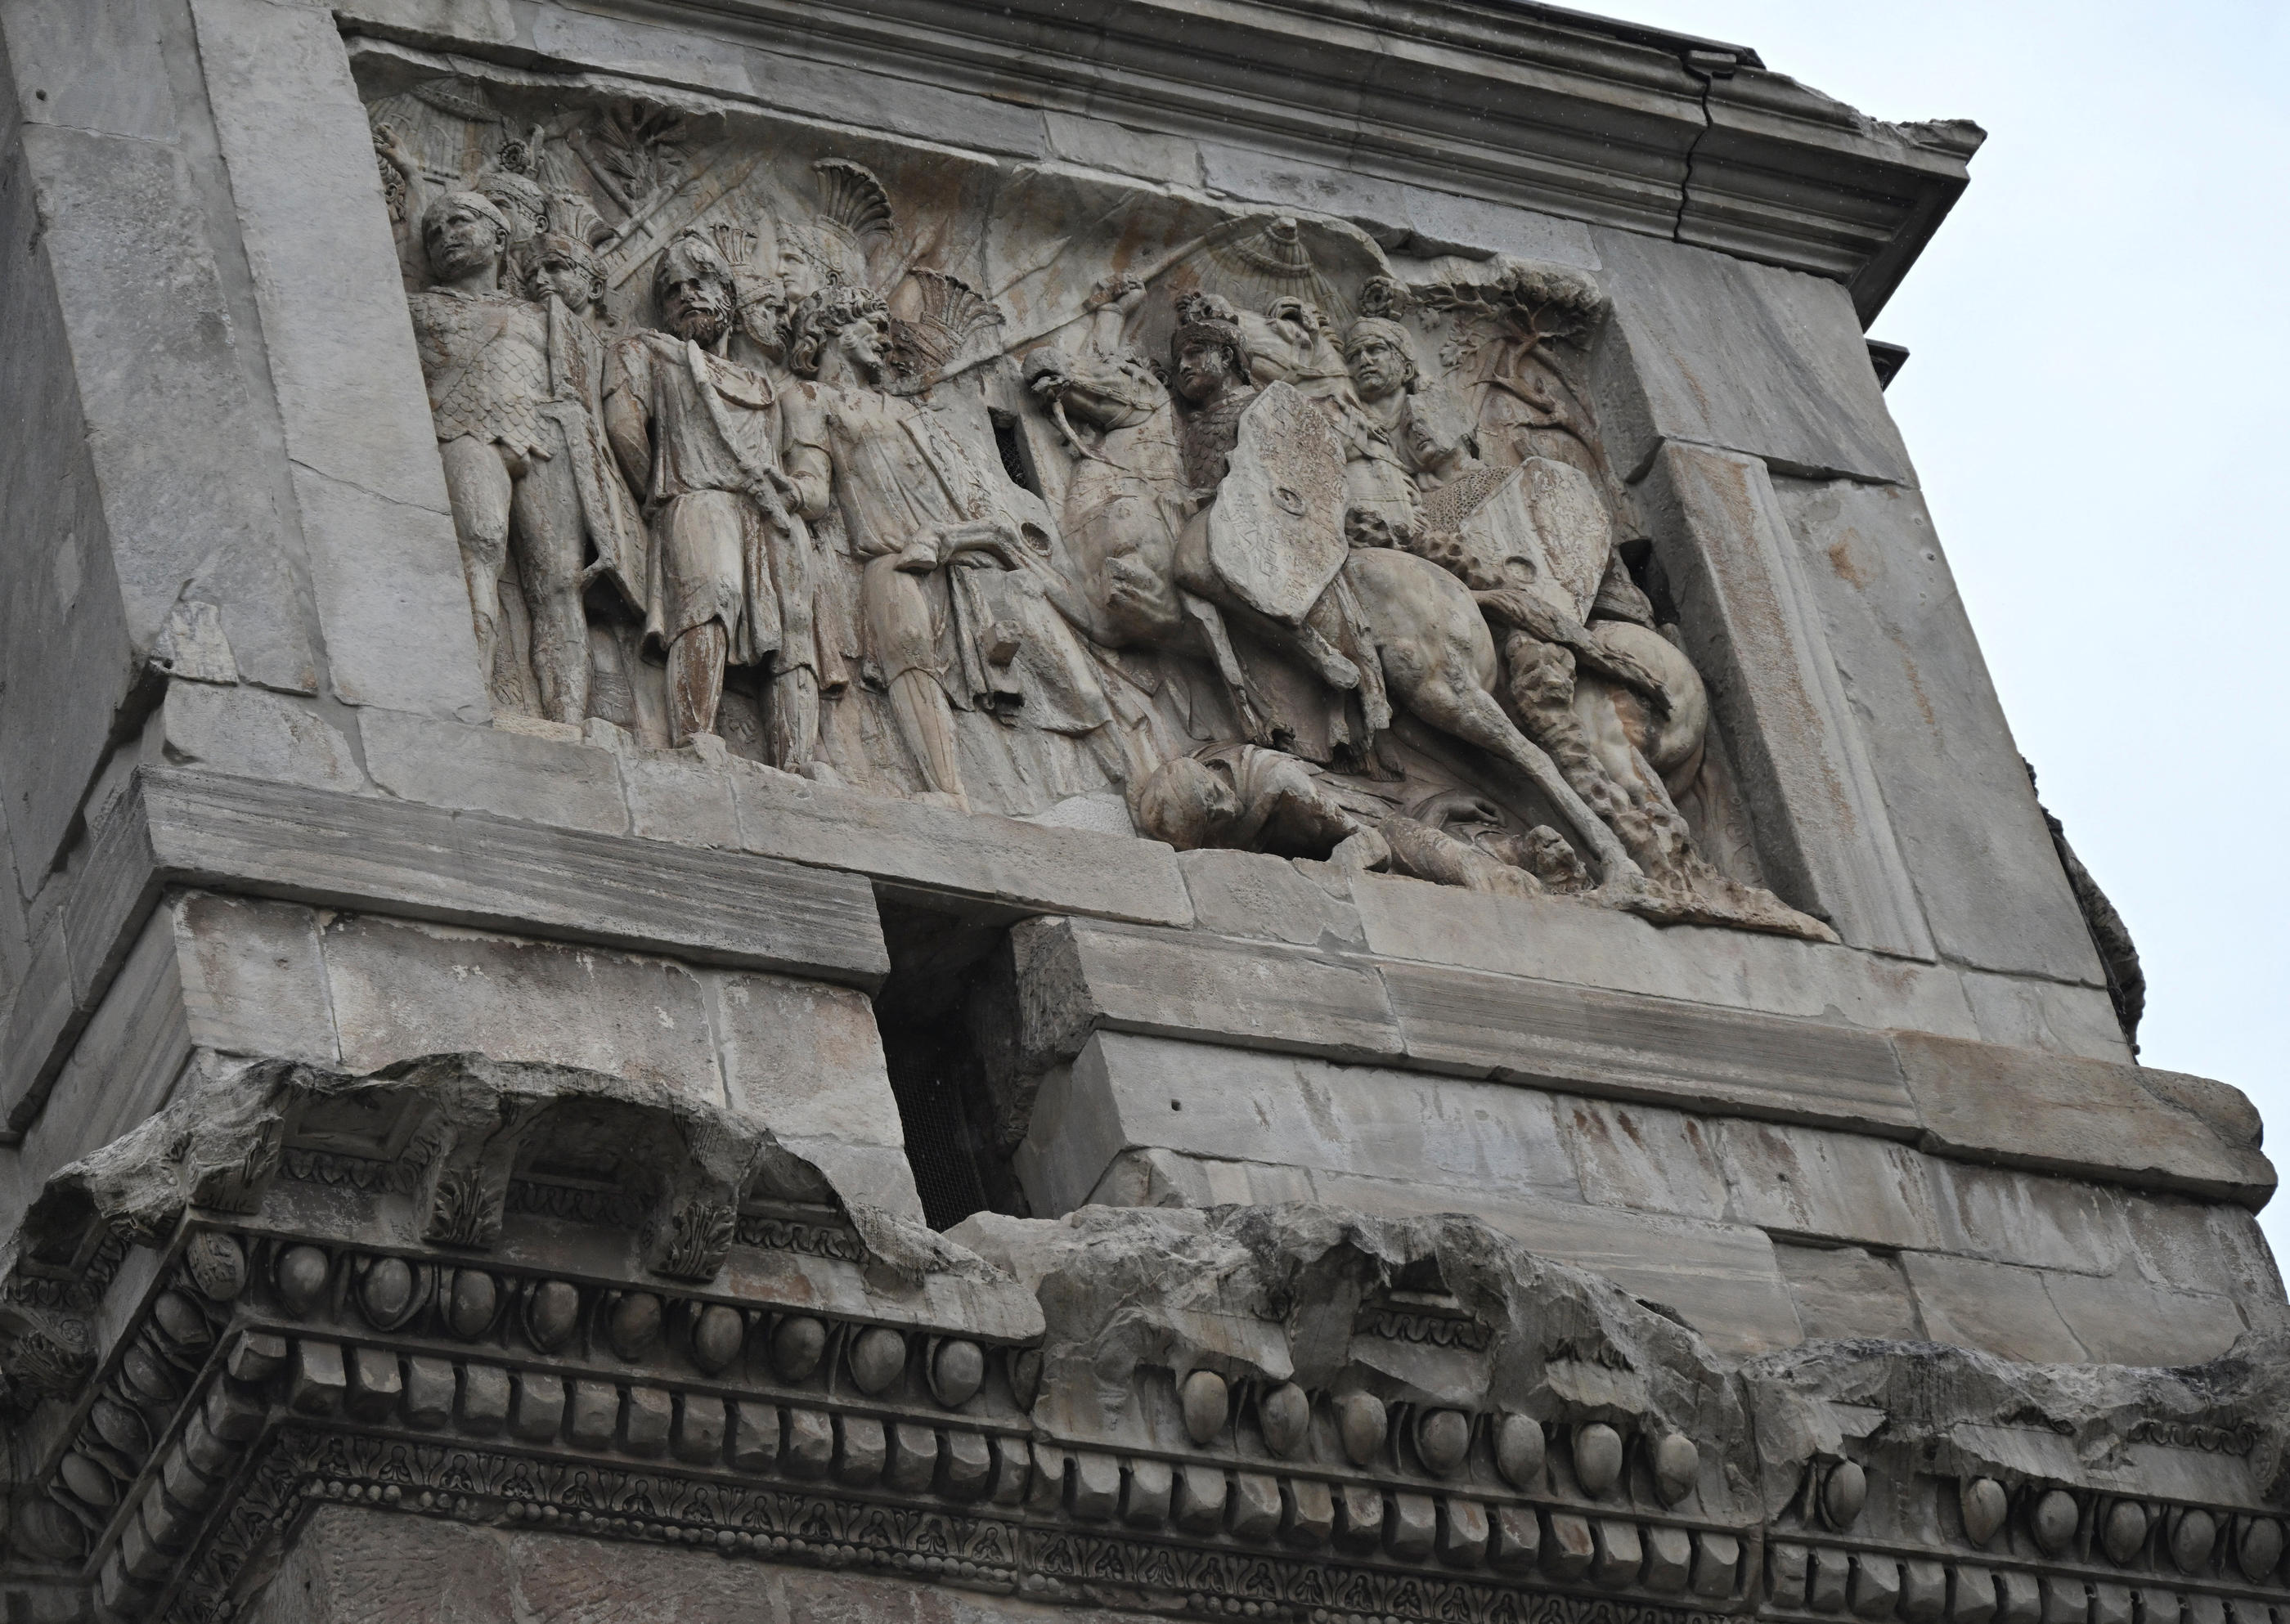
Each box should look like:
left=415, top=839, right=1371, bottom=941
left=0, top=0, right=2281, bottom=1620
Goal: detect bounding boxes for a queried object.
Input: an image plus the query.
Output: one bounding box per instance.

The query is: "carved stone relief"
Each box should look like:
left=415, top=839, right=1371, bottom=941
left=359, top=53, right=1825, bottom=939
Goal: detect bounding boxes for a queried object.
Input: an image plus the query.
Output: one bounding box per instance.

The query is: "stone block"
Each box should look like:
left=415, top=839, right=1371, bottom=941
left=704, top=970, right=920, bottom=1219
left=1229, top=1472, right=1282, bottom=1542
left=1384, top=1492, right=1435, bottom=1560
left=731, top=760, right=1189, bottom=926
left=1896, top=1034, right=2273, bottom=1208
left=564, top=1382, right=615, bottom=1448
left=1176, top=849, right=1363, bottom=949
left=1289, top=1161, right=1803, bottom=1358
left=1559, top=1097, right=1731, bottom=1222
left=1809, top=1547, right=1851, bottom=1613
left=1645, top=1524, right=1692, bottom=1592
left=940, top=1430, right=993, bottom=1500
left=160, top=685, right=361, bottom=797
left=510, top=1373, right=564, bottom=1442
left=619, top=747, right=740, bottom=850
left=1776, top=1244, right=1923, bottom=1341
left=1350, top=873, right=1973, bottom=1039
left=287, top=468, right=488, bottom=723
left=1902, top=1559, right=1949, bottom=1623
left=1070, top=1451, right=1120, bottom=1520
left=0, top=920, right=77, bottom=1139
left=2, top=2, right=180, bottom=140
left=2118, top=1198, right=2290, bottom=1330
left=1694, top=1532, right=1742, bottom=1598
left=1774, top=475, right=2101, bottom=984
left=137, top=769, right=889, bottom=988
left=1016, top=1031, right=1578, bottom=1222
left=1717, top=1119, right=1946, bottom=1250
left=1854, top=1554, right=1905, bottom=1619
left=173, top=893, right=339, bottom=1065
left=2090, top=1585, right=2131, bottom=1624
left=1901, top=1254, right=2086, bottom=1363
left=1491, top=1504, right=1540, bottom=1571
left=1335, top=1483, right=1385, bottom=1553
left=1175, top=1465, right=1228, bottom=1533
left=451, top=1373, right=517, bottom=1447
left=2039, top=1578, right=2087, bottom=1624
left=12, top=912, right=189, bottom=1187
left=1590, top=224, right=1913, bottom=484
left=1041, top=109, right=1202, bottom=188
left=1928, top=1161, right=2135, bottom=1276
left=402, top=1357, right=454, bottom=1429
left=1592, top=1518, right=1644, bottom=1586
left=833, top=1415, right=886, bottom=1485
left=288, top=1339, right=346, bottom=1414
left=1544, top=1513, right=1596, bottom=1581
left=1951, top=1568, right=2000, bottom=1624
left=783, top=1408, right=833, bottom=1478
left=1632, top=444, right=1933, bottom=957
left=1384, top=957, right=1919, bottom=1137
left=1013, top=916, right=1400, bottom=1068
left=0, top=129, right=136, bottom=888
left=728, top=1402, right=779, bottom=1473
left=2040, top=1272, right=2247, bottom=1367
left=1958, top=970, right=2133, bottom=1064
left=1122, top=1458, right=1172, bottom=1527
left=885, top=1423, right=938, bottom=1492
left=321, top=915, right=725, bottom=1108
left=363, top=710, right=626, bottom=836
left=1439, top=1498, right=1490, bottom=1568
left=1281, top=1478, right=1333, bottom=1548
left=189, top=0, right=489, bottom=721
left=7, top=119, right=316, bottom=693
left=344, top=1346, right=402, bottom=1420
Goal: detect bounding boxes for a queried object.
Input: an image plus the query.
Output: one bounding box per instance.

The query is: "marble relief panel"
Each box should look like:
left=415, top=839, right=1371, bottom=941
left=356, top=48, right=1822, bottom=940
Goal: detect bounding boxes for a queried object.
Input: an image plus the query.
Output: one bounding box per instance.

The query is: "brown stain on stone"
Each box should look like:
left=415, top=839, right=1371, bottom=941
left=1826, top=536, right=1868, bottom=587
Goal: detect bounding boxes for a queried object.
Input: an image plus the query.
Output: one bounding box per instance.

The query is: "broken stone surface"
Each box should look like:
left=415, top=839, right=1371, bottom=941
left=0, top=0, right=2280, bottom=1619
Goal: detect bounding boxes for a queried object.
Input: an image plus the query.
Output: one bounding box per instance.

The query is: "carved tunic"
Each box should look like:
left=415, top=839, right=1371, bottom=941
left=408, top=289, right=552, bottom=457
left=607, top=330, right=811, bottom=671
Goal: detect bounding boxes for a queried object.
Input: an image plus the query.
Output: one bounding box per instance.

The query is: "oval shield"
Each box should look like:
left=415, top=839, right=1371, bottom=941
left=1207, top=381, right=1347, bottom=624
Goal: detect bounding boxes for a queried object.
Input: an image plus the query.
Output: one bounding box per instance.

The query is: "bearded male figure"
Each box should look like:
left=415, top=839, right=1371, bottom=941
left=603, top=232, right=819, bottom=762
left=406, top=189, right=596, bottom=721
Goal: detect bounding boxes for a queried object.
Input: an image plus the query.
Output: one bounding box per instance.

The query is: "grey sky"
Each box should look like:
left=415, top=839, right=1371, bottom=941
left=1601, top=0, right=2290, bottom=1260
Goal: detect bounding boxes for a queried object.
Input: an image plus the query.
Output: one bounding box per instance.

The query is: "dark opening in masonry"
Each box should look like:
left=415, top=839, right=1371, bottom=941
left=870, top=895, right=1031, bottom=1231
left=988, top=408, right=1041, bottom=497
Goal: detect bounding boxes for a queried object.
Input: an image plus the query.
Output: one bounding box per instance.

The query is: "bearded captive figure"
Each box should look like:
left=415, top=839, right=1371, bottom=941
left=603, top=232, right=819, bottom=764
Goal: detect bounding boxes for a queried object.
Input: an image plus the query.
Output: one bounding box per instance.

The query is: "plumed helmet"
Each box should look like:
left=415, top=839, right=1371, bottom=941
left=1170, top=290, right=1249, bottom=375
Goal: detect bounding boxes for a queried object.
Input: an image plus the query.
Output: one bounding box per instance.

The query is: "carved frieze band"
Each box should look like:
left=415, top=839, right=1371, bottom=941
left=20, top=1226, right=2288, bottom=1624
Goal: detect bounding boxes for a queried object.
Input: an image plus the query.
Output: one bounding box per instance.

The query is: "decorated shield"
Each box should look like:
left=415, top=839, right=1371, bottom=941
left=1455, top=455, right=1614, bottom=622
left=1207, top=381, right=1347, bottom=624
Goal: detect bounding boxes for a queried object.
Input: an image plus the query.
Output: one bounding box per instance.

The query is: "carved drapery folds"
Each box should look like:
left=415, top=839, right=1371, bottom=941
left=360, top=52, right=1826, bottom=940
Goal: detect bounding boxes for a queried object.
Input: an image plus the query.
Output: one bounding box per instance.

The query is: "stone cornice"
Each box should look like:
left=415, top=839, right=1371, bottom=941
left=383, top=0, right=1981, bottom=320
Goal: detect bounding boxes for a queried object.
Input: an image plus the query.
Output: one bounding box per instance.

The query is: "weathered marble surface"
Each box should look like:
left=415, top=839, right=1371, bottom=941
left=0, top=0, right=2279, bottom=1621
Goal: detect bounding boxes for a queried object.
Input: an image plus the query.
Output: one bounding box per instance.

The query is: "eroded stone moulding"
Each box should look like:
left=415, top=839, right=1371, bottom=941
left=0, top=0, right=2278, bottom=1621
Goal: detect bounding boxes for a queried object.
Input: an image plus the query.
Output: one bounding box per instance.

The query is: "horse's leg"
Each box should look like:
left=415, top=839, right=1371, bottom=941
left=1388, top=654, right=1645, bottom=885
left=1179, top=590, right=1278, bottom=745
